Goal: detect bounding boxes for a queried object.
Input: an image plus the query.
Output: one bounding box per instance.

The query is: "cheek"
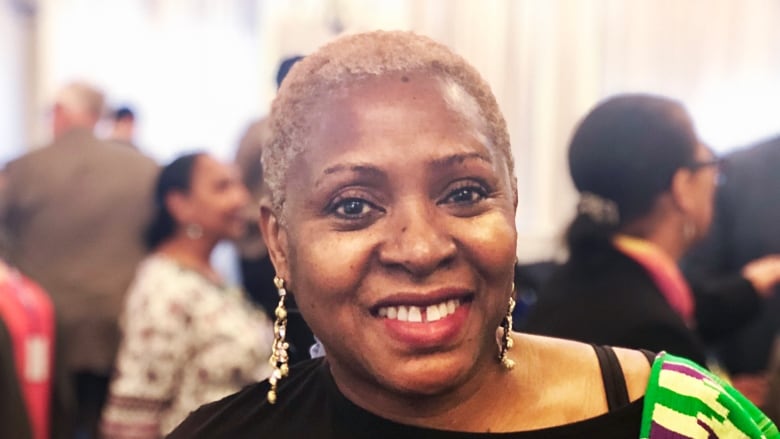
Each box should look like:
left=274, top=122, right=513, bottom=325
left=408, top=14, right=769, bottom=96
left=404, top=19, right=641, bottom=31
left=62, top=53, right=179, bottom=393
left=286, top=224, right=372, bottom=312
left=463, top=210, right=517, bottom=277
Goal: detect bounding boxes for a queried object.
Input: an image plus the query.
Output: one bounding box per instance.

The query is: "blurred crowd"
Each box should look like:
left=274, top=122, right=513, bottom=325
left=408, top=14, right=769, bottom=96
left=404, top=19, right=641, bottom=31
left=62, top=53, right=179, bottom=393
left=1, top=52, right=779, bottom=439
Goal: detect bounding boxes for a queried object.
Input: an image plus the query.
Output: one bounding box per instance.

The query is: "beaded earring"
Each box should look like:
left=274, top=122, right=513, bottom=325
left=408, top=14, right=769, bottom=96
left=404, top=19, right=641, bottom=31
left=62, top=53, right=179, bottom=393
left=267, top=276, right=290, bottom=404
left=185, top=223, right=203, bottom=240
left=498, top=285, right=516, bottom=370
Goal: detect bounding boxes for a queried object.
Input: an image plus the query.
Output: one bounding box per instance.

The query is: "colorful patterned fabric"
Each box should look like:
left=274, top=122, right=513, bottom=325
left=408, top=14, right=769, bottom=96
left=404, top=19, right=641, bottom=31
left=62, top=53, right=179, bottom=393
left=101, top=255, right=274, bottom=437
left=613, top=235, right=695, bottom=326
left=641, top=352, right=779, bottom=438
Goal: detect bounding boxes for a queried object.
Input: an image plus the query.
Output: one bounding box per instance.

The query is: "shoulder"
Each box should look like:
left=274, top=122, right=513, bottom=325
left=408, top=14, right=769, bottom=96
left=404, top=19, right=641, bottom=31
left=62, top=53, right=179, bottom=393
left=167, top=358, right=330, bottom=438
left=3, top=145, right=52, bottom=175
left=125, top=257, right=196, bottom=305
left=520, top=335, right=651, bottom=393
left=612, top=346, right=652, bottom=400
left=95, top=140, right=158, bottom=171
left=507, top=335, right=651, bottom=428
left=642, top=352, right=779, bottom=437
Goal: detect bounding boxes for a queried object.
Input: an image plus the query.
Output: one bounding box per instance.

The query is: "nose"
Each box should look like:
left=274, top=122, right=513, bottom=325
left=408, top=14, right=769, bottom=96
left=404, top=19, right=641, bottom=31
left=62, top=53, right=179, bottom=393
left=233, top=182, right=251, bottom=207
left=378, top=199, right=457, bottom=277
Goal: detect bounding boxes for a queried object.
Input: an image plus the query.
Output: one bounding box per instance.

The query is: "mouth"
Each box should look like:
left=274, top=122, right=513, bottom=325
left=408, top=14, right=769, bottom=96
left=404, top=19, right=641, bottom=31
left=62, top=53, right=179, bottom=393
left=369, top=291, right=474, bottom=349
left=374, top=297, right=470, bottom=323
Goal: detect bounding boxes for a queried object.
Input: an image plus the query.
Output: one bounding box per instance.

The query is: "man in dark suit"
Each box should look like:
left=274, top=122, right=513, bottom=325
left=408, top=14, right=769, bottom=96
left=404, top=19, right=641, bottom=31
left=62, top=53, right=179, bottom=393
left=685, top=135, right=780, bottom=377
left=0, top=81, right=159, bottom=438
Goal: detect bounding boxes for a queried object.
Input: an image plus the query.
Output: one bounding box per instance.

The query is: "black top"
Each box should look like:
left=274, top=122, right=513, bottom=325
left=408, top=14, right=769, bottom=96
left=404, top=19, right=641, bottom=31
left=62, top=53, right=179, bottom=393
left=168, top=346, right=648, bottom=438
left=523, top=244, right=760, bottom=367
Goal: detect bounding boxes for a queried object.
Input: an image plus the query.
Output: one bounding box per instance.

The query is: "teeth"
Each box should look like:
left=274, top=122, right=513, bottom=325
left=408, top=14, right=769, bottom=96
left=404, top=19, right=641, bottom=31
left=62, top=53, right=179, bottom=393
left=437, top=302, right=448, bottom=317
left=378, top=298, right=462, bottom=323
left=427, top=305, right=441, bottom=322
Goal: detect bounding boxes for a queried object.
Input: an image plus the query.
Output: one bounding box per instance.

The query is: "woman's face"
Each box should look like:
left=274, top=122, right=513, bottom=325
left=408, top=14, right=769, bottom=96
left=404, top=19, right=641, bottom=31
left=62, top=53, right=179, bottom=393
left=687, top=143, right=720, bottom=241
left=181, top=155, right=249, bottom=241
left=264, top=74, right=517, bottom=399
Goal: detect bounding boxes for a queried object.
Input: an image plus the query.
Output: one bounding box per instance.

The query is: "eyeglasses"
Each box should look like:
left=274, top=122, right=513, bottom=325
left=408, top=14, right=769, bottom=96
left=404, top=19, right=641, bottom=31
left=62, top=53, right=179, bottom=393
left=684, top=157, right=724, bottom=172
left=684, top=157, right=726, bottom=185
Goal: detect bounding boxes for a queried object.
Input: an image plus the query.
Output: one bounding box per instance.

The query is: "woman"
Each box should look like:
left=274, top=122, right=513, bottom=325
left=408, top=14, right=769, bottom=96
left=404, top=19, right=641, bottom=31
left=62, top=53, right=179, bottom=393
left=169, top=32, right=777, bottom=438
left=100, top=153, right=273, bottom=438
left=523, top=94, right=776, bottom=370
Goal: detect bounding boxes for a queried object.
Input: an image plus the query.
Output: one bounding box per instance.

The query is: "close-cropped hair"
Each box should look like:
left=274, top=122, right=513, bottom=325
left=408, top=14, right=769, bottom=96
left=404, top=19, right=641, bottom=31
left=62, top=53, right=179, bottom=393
left=262, top=30, right=514, bottom=216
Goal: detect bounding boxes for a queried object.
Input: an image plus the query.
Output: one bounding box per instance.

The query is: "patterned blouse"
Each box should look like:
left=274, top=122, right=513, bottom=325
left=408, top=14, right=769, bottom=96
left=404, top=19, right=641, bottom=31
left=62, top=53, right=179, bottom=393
left=101, top=255, right=274, bottom=437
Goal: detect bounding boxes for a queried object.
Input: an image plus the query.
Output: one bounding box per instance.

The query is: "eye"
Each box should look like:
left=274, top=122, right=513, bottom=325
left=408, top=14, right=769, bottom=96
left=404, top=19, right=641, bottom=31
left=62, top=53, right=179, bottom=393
left=337, top=199, right=370, bottom=216
left=441, top=182, right=488, bottom=205
left=328, top=196, right=382, bottom=220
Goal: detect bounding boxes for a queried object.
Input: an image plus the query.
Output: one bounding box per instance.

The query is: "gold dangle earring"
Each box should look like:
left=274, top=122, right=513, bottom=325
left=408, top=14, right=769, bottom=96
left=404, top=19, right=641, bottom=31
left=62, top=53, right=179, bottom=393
left=683, top=220, right=697, bottom=243
left=267, top=276, right=290, bottom=404
left=498, top=283, right=516, bottom=370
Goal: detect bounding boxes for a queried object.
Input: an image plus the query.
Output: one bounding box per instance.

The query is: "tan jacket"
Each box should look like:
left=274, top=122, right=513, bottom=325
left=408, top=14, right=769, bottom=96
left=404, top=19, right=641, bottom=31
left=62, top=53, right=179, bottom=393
left=0, top=128, right=158, bottom=373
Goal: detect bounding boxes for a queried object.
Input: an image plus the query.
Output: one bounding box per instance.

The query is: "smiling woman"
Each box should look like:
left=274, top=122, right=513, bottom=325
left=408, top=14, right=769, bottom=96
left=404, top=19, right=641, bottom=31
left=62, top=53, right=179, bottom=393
left=167, top=31, right=778, bottom=439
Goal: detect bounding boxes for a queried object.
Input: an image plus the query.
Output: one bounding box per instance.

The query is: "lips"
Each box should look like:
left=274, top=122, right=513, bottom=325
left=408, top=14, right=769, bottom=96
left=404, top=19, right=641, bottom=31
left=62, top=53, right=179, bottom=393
left=371, top=290, right=473, bottom=349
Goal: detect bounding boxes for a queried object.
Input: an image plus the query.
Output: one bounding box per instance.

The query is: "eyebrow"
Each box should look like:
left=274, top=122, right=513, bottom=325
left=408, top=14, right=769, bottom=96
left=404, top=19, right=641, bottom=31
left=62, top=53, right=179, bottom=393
left=316, top=152, right=492, bottom=187
left=316, top=164, right=386, bottom=188
left=428, top=152, right=492, bottom=170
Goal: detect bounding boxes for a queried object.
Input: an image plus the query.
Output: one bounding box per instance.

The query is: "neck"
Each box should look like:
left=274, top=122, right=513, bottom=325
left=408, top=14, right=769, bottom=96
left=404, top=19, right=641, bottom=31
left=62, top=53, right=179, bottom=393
left=621, top=216, right=687, bottom=261
left=156, top=234, right=220, bottom=279
left=328, top=334, right=521, bottom=432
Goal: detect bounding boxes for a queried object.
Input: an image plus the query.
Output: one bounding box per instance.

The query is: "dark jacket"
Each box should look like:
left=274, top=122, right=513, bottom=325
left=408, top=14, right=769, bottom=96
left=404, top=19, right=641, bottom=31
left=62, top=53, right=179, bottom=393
left=1, top=128, right=158, bottom=373
left=524, top=245, right=760, bottom=367
left=684, top=136, right=780, bottom=374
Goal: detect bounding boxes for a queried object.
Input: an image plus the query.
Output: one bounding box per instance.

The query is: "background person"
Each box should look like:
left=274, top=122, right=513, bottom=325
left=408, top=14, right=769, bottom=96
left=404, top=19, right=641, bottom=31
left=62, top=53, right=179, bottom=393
left=0, top=80, right=158, bottom=439
left=523, top=94, right=772, bottom=371
left=101, top=152, right=273, bottom=438
left=685, top=134, right=780, bottom=394
left=107, top=106, right=137, bottom=147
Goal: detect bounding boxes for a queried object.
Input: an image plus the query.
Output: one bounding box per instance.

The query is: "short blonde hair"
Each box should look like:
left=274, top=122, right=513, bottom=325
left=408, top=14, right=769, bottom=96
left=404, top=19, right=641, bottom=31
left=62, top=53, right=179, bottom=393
left=263, top=30, right=514, bottom=215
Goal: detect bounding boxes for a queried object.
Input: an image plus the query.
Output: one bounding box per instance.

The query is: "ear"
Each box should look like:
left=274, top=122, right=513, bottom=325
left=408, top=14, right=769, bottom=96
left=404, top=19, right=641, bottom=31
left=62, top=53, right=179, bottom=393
left=259, top=203, right=291, bottom=283
left=669, top=168, right=696, bottom=215
left=165, top=191, right=193, bottom=224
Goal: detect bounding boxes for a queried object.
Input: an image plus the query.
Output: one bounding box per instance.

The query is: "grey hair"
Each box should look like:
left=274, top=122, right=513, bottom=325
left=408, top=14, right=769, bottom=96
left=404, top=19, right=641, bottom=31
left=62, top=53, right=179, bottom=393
left=262, top=30, right=514, bottom=217
left=54, top=81, right=105, bottom=118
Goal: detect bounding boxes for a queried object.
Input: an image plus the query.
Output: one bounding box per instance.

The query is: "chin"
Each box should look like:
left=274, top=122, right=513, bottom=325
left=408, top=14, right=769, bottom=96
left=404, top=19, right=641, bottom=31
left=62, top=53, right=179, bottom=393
left=377, top=353, right=476, bottom=397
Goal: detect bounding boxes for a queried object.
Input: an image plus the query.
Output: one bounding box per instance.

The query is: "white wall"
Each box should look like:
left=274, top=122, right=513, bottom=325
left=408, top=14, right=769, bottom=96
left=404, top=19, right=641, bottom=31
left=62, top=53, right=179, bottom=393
left=5, top=0, right=780, bottom=261
left=0, top=0, right=32, bottom=164
left=256, top=0, right=780, bottom=261
left=32, top=0, right=263, bottom=163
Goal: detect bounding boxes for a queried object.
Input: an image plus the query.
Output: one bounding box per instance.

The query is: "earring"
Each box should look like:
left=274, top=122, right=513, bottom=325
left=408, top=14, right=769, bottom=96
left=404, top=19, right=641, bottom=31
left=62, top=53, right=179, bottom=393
left=267, top=276, right=290, bottom=404
left=683, top=220, right=697, bottom=242
left=498, top=284, right=516, bottom=370
left=185, top=223, right=203, bottom=240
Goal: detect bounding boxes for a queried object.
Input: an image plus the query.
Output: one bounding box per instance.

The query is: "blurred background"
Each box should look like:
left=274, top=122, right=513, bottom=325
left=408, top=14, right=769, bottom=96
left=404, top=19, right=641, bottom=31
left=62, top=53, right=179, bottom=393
left=2, top=0, right=780, bottom=262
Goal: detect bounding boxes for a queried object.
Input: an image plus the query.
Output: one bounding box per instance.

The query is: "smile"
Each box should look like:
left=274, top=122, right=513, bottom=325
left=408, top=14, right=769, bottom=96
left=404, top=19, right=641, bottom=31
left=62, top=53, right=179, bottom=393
left=377, top=299, right=463, bottom=323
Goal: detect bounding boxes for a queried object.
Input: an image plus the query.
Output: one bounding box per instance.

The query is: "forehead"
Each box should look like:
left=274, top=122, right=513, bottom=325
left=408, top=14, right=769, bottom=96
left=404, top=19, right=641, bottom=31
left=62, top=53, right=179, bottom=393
left=301, top=74, right=492, bottom=157
left=191, top=155, right=235, bottom=180
left=276, top=75, right=509, bottom=203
